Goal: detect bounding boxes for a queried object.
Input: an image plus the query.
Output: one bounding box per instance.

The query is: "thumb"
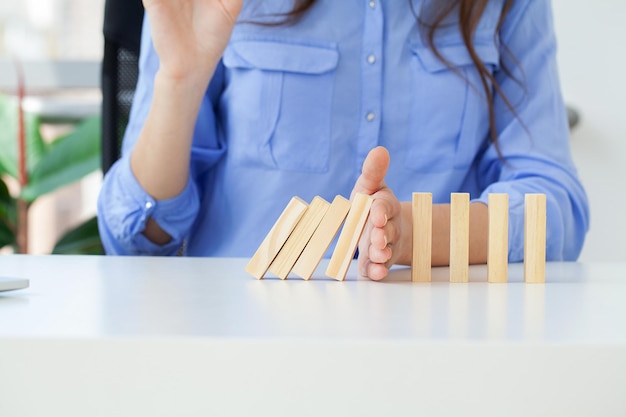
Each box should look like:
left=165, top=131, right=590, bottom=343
left=352, top=146, right=390, bottom=197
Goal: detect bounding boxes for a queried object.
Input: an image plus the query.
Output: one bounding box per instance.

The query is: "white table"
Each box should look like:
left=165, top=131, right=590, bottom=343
left=0, top=255, right=625, bottom=416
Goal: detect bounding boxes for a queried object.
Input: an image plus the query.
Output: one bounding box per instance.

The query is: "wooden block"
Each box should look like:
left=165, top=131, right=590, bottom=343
left=292, top=195, right=351, bottom=280
left=245, top=197, right=308, bottom=279
left=412, top=192, right=432, bottom=282
left=488, top=193, right=509, bottom=283
left=449, top=193, right=469, bottom=283
left=524, top=193, right=546, bottom=284
left=326, top=193, right=374, bottom=281
left=269, top=196, right=330, bottom=280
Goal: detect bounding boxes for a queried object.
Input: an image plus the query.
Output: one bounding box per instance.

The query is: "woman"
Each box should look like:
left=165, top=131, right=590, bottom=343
left=97, top=0, right=589, bottom=280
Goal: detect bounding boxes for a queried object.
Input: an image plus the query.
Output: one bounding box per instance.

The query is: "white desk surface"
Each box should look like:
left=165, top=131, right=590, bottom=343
left=0, top=255, right=625, bottom=416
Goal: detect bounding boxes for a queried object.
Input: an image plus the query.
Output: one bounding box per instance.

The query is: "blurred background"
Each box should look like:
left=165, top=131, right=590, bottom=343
left=0, top=0, right=103, bottom=59
left=552, top=0, right=626, bottom=262
left=0, top=0, right=104, bottom=255
left=0, top=0, right=624, bottom=261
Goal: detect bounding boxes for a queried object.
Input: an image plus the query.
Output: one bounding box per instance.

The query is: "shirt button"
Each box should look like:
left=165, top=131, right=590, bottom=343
left=366, top=112, right=375, bottom=122
left=369, top=0, right=376, bottom=8
left=367, top=54, right=376, bottom=64
left=145, top=201, right=153, bottom=209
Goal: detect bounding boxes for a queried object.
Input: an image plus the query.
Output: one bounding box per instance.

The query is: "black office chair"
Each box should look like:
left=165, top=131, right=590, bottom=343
left=567, top=106, right=580, bottom=130
left=101, top=0, right=145, bottom=174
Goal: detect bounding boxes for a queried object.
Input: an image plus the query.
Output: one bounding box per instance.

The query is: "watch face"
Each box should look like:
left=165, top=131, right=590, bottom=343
left=0, top=277, right=29, bottom=292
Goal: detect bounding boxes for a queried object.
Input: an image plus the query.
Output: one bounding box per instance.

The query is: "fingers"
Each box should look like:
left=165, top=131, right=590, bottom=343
left=366, top=220, right=394, bottom=265
left=357, top=194, right=400, bottom=281
left=369, top=195, right=397, bottom=228
left=352, top=146, right=400, bottom=282
left=352, top=146, right=390, bottom=197
left=357, top=256, right=390, bottom=281
left=367, top=262, right=391, bottom=281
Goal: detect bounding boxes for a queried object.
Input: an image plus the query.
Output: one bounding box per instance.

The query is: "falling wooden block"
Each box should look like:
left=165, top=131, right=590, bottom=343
left=269, top=196, right=330, bottom=280
left=326, top=193, right=374, bottom=281
left=292, top=195, right=351, bottom=280
left=488, top=193, right=509, bottom=283
left=450, top=193, right=469, bottom=283
left=524, top=193, right=546, bottom=284
left=245, top=197, right=308, bottom=279
left=412, top=192, right=432, bottom=282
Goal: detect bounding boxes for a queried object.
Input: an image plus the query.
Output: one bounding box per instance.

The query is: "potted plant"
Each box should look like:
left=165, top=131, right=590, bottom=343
left=0, top=91, right=103, bottom=255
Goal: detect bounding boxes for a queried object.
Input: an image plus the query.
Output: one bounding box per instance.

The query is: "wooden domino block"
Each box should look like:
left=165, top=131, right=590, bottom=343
left=412, top=192, right=432, bottom=282
left=292, top=195, right=351, bottom=280
left=488, top=193, right=509, bottom=283
left=245, top=197, right=308, bottom=279
left=269, top=196, right=330, bottom=280
left=524, top=193, right=546, bottom=284
left=326, top=193, right=374, bottom=281
left=450, top=193, right=469, bottom=283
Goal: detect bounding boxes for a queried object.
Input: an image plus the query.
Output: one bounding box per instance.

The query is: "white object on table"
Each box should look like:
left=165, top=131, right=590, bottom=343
left=0, top=276, right=29, bottom=292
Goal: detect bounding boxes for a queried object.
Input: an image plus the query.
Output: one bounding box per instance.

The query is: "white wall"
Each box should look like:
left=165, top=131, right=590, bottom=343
left=0, top=0, right=103, bottom=59
left=552, top=0, right=626, bottom=261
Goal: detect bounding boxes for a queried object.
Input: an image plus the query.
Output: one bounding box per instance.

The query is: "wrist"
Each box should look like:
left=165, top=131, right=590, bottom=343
left=152, top=70, right=212, bottom=120
left=154, top=69, right=212, bottom=102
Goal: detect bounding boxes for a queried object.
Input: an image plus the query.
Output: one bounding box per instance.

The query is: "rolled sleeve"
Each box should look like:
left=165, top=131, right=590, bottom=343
left=97, top=155, right=199, bottom=256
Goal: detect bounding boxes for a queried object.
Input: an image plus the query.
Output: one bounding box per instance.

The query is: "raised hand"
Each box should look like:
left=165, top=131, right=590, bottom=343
left=143, top=0, right=244, bottom=85
left=351, top=147, right=411, bottom=280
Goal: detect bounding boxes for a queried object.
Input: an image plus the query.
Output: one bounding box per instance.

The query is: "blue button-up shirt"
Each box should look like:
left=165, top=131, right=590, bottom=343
left=98, top=0, right=589, bottom=260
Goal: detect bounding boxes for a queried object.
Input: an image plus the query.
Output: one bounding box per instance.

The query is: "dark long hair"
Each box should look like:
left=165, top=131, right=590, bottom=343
left=271, top=0, right=520, bottom=156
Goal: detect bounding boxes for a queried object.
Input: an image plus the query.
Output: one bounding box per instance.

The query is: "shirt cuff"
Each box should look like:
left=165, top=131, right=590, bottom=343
left=101, top=155, right=199, bottom=256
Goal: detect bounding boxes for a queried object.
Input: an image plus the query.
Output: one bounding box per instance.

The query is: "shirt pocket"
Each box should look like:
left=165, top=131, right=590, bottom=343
left=406, top=39, right=499, bottom=173
left=222, top=39, right=339, bottom=172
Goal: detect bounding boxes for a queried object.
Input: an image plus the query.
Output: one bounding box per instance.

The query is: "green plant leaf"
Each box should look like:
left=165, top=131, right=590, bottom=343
left=0, top=176, right=16, bottom=249
left=0, top=95, right=18, bottom=178
left=24, top=111, right=48, bottom=171
left=0, top=94, right=48, bottom=180
left=20, top=116, right=101, bottom=202
left=0, top=219, right=15, bottom=249
left=52, top=216, right=103, bottom=255
left=0, top=178, right=17, bottom=224
left=0, top=176, right=16, bottom=240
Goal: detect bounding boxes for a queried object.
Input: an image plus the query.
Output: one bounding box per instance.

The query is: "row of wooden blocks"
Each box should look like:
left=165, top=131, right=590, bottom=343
left=414, top=193, right=546, bottom=284
left=245, top=192, right=547, bottom=283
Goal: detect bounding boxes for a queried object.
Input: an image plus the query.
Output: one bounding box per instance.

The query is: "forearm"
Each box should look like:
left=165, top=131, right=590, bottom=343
left=130, top=72, right=211, bottom=201
left=432, top=201, right=488, bottom=266
left=130, top=71, right=216, bottom=245
left=397, top=201, right=488, bottom=267
left=133, top=0, right=241, bottom=200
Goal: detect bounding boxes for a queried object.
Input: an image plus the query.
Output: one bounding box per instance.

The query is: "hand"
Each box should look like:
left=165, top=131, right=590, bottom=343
left=143, top=0, right=244, bottom=84
left=351, top=147, right=410, bottom=281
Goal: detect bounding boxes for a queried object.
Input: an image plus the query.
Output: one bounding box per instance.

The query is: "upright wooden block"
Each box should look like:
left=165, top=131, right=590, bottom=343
left=524, top=193, right=546, bottom=284
left=488, top=193, right=509, bottom=283
left=450, top=193, right=470, bottom=283
left=326, top=193, right=374, bottom=281
left=269, top=196, right=330, bottom=280
left=245, top=197, right=308, bottom=279
left=292, top=195, right=351, bottom=280
left=412, top=192, right=432, bottom=282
